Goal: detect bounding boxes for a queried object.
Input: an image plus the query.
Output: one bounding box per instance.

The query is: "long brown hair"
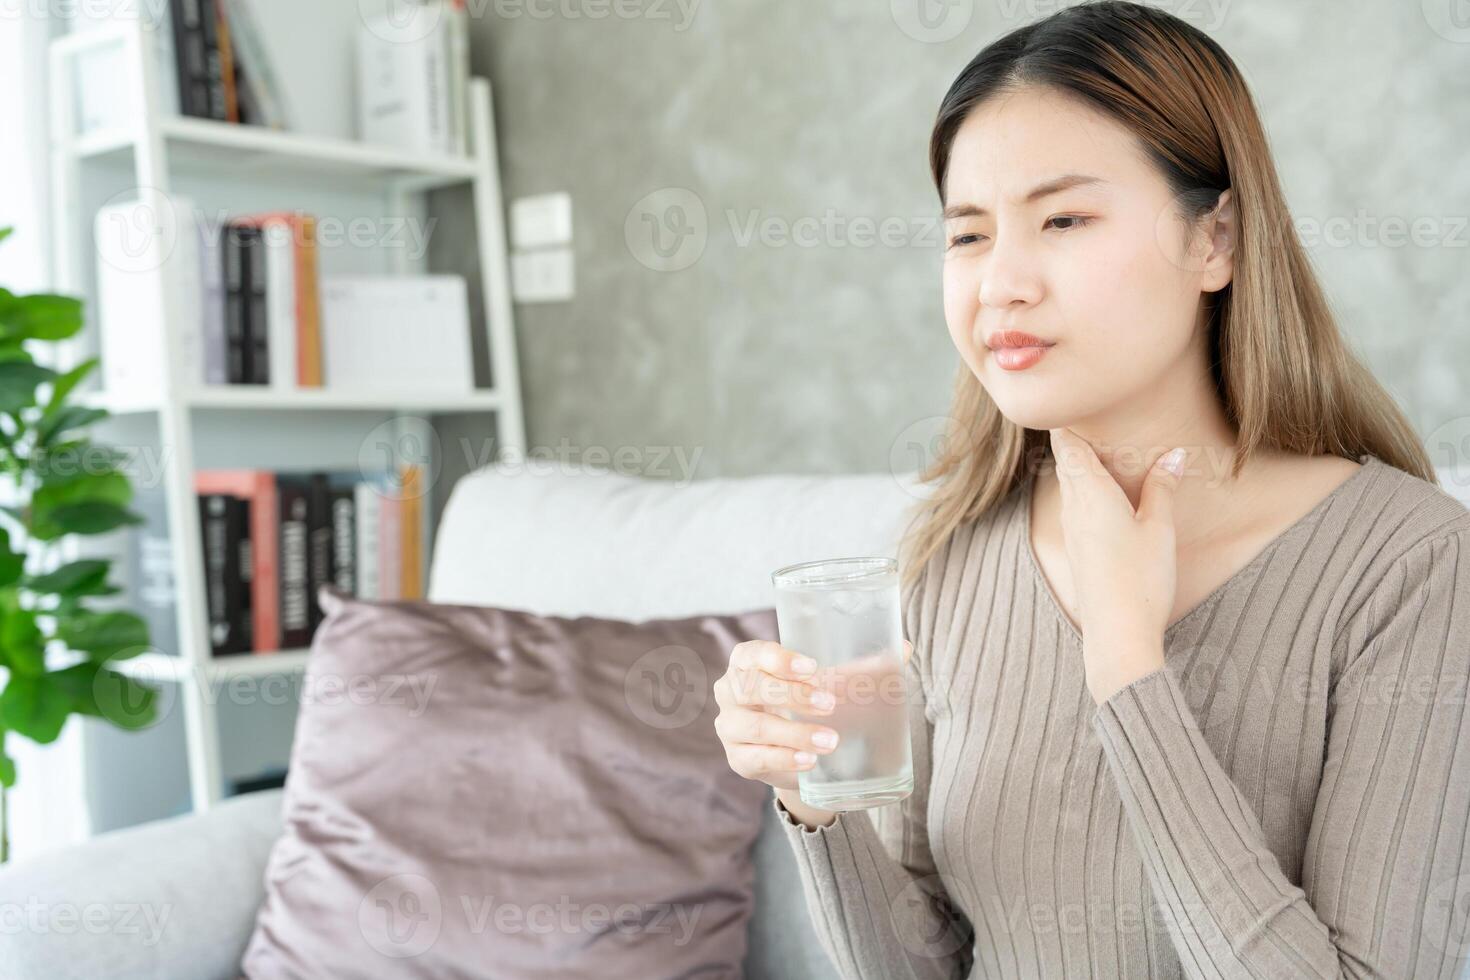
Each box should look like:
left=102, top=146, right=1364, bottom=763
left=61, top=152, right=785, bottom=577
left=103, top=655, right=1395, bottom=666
left=898, top=0, right=1434, bottom=593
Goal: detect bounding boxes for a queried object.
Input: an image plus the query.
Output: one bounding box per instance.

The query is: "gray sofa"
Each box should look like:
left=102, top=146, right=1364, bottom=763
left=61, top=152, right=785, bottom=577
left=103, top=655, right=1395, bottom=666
left=0, top=785, right=839, bottom=979
left=0, top=465, right=927, bottom=978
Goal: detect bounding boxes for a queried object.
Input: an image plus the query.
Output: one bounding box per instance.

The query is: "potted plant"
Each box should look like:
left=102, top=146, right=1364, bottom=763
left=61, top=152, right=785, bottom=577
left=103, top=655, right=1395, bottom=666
left=0, top=226, right=158, bottom=864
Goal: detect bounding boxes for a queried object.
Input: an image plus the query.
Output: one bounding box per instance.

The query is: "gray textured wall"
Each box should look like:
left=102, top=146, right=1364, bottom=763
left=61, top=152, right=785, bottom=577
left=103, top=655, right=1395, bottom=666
left=462, top=0, right=1468, bottom=480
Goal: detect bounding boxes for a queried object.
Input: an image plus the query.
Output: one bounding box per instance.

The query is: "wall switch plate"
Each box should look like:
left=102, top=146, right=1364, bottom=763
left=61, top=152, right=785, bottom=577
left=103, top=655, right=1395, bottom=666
left=510, top=193, right=573, bottom=250
left=511, top=248, right=575, bottom=302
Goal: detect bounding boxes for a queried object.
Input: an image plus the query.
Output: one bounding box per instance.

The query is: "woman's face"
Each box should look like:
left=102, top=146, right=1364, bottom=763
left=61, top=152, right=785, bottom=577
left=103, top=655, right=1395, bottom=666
left=940, top=85, right=1231, bottom=431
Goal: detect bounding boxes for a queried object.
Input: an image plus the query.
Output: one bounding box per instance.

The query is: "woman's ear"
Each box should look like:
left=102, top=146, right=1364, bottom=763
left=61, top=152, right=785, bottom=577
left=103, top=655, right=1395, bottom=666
left=1200, top=188, right=1235, bottom=293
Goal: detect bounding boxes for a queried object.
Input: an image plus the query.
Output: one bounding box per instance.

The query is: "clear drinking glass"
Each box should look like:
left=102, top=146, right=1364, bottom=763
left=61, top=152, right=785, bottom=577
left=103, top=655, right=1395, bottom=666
left=770, top=556, right=914, bottom=811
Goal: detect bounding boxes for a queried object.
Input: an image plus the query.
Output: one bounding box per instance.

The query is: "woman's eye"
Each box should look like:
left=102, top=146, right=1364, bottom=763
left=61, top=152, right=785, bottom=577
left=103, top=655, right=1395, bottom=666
left=948, top=233, right=984, bottom=248
left=1047, top=215, right=1092, bottom=231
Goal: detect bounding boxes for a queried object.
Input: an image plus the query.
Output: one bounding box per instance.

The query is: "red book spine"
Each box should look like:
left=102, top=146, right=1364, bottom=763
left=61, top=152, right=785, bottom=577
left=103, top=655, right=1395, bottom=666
left=195, top=470, right=280, bottom=653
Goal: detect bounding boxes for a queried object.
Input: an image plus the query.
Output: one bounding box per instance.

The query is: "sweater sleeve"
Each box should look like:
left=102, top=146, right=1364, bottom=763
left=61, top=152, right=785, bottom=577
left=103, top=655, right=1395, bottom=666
left=774, top=569, right=974, bottom=980
left=1090, top=529, right=1470, bottom=979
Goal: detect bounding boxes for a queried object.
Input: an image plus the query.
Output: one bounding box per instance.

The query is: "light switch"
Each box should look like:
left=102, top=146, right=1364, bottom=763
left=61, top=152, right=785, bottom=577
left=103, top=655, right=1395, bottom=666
left=511, top=248, right=575, bottom=303
left=510, top=193, right=573, bottom=250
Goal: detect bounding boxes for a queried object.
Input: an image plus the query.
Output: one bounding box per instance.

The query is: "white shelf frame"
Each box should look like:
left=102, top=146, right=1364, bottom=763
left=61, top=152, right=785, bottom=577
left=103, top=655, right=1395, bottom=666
left=47, top=21, right=527, bottom=814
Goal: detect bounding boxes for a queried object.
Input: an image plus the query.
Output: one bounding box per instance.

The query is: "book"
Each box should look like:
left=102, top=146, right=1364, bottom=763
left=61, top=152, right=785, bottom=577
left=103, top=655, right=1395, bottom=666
left=195, top=471, right=280, bottom=652
left=95, top=193, right=208, bottom=396
left=306, top=474, right=333, bottom=632
left=330, top=483, right=358, bottom=598
left=126, top=485, right=179, bottom=660
left=357, top=1, right=456, bottom=155
left=318, top=275, right=473, bottom=392
left=220, top=222, right=255, bottom=383
left=231, top=213, right=322, bottom=387
left=211, top=0, right=242, bottom=123
left=244, top=222, right=269, bottom=384
left=168, top=0, right=230, bottom=121
left=276, top=475, right=312, bottom=647
left=220, top=0, right=292, bottom=130
left=199, top=493, right=249, bottom=655
left=353, top=481, right=382, bottom=601
left=399, top=465, right=424, bottom=600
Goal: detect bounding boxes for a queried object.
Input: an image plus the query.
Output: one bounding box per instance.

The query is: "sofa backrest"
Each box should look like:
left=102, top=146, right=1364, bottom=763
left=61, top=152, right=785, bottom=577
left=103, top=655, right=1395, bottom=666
left=427, top=466, right=931, bottom=617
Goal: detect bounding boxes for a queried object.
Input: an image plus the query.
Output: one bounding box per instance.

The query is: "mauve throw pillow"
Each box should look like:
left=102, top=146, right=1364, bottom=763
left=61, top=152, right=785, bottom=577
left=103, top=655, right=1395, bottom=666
left=241, top=586, right=775, bottom=979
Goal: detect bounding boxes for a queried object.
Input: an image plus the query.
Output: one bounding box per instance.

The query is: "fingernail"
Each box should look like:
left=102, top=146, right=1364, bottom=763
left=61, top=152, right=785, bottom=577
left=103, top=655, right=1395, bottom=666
left=792, top=656, right=818, bottom=675
left=811, top=730, right=838, bottom=749
left=812, top=691, right=836, bottom=710
left=794, top=751, right=816, bottom=766
left=1161, top=447, right=1186, bottom=476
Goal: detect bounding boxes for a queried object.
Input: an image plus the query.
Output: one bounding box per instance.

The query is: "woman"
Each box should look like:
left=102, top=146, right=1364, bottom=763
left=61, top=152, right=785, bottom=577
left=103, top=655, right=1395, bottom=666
left=713, top=3, right=1470, bottom=977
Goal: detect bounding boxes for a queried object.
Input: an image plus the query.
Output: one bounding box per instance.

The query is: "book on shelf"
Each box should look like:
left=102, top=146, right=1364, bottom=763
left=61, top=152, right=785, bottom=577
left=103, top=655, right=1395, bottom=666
left=357, top=0, right=471, bottom=156
left=318, top=275, right=474, bottom=393
left=223, top=213, right=323, bottom=388
left=193, top=467, right=425, bottom=656
left=93, top=193, right=474, bottom=401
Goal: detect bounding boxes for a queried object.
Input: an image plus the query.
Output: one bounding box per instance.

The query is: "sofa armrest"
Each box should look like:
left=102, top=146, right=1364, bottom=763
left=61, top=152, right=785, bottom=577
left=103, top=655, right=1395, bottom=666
left=0, top=788, right=283, bottom=980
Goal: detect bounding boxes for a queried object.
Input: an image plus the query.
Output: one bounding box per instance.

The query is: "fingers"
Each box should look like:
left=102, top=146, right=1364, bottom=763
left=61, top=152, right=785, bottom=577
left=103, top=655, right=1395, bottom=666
left=715, top=705, right=840, bottom=754
left=717, top=640, right=837, bottom=714
left=726, top=743, right=820, bottom=783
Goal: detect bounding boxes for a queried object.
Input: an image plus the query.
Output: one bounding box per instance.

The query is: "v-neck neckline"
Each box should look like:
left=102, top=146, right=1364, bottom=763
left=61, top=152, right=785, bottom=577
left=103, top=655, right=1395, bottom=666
left=1020, top=453, right=1380, bottom=646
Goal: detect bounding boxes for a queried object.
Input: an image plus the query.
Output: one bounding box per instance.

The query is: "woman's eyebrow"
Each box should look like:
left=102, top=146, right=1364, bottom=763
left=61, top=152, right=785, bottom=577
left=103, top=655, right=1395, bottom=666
left=942, top=173, right=1108, bottom=220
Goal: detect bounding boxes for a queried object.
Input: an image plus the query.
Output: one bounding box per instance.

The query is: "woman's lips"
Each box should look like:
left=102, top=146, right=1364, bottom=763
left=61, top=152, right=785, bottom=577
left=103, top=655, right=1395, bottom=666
left=991, top=344, right=1053, bottom=371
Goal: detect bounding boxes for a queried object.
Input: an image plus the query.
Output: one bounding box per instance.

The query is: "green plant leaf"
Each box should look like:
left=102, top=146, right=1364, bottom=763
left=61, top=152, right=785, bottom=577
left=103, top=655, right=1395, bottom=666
left=31, top=500, right=142, bottom=539
left=35, top=405, right=110, bottom=447
left=42, top=357, right=99, bottom=419
left=26, top=559, right=112, bottom=598
left=29, top=471, right=138, bottom=540
left=33, top=442, right=129, bottom=488
left=57, top=610, right=150, bottom=661
left=0, top=293, right=84, bottom=341
left=0, top=359, right=56, bottom=414
left=0, top=227, right=12, bottom=245
left=0, top=675, right=70, bottom=744
left=0, top=608, right=43, bottom=677
left=50, top=662, right=157, bottom=730
left=0, top=527, right=22, bottom=590
left=0, top=729, right=14, bottom=787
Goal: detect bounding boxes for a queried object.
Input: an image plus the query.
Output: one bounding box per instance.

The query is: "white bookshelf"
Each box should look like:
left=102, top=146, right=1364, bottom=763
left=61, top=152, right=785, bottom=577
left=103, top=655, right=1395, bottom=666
left=47, top=21, right=527, bottom=814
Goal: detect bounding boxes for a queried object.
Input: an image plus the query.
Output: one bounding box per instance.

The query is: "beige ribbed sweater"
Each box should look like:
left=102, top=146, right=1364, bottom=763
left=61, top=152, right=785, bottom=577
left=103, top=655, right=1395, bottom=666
left=777, top=453, right=1470, bottom=979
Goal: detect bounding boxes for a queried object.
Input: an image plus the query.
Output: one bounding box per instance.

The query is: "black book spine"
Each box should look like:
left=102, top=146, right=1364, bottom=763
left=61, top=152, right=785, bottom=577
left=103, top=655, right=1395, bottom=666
left=200, top=493, right=247, bottom=655
left=330, top=485, right=357, bottom=598
left=169, top=0, right=205, bottom=118
left=306, top=474, right=332, bottom=633
left=169, top=0, right=226, bottom=120
left=277, top=476, right=312, bottom=648
left=222, top=223, right=248, bottom=383
left=198, top=0, right=228, bottom=121
left=236, top=497, right=255, bottom=651
left=244, top=225, right=269, bottom=385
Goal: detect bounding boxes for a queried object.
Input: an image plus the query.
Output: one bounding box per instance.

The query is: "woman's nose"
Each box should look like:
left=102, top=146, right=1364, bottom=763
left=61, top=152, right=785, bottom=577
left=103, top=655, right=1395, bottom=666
left=977, top=237, right=1043, bottom=309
